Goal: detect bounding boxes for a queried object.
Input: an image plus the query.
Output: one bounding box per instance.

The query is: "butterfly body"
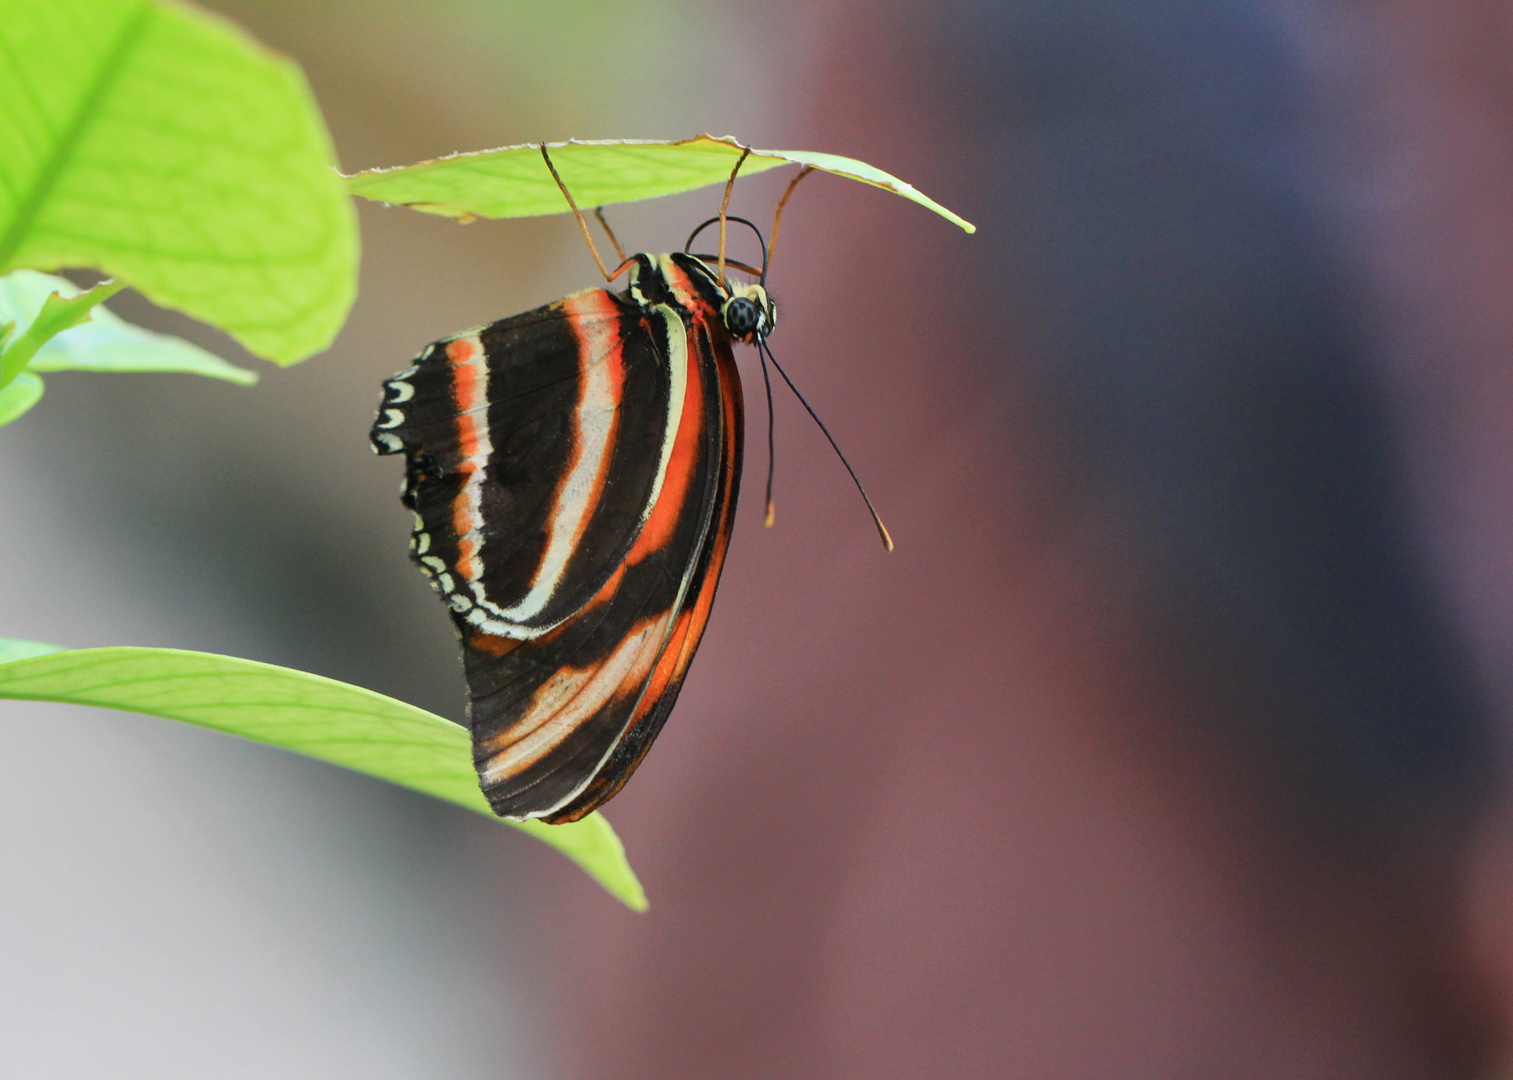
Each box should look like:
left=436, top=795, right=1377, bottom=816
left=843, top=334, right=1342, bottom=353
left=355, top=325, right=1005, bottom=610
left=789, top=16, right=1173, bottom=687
left=372, top=253, right=773, bottom=822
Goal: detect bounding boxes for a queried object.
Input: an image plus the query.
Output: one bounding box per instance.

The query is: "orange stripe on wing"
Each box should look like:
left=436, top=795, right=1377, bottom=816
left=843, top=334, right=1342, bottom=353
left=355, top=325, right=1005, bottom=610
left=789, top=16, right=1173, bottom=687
left=469, top=630, right=521, bottom=658
left=629, top=331, right=740, bottom=726
left=629, top=320, right=706, bottom=560
left=448, top=336, right=490, bottom=580
left=658, top=257, right=720, bottom=330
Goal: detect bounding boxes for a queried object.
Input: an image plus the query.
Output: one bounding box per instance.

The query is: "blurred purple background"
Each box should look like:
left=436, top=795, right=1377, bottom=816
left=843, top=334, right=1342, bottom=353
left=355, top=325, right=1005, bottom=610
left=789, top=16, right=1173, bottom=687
left=5, top=1, right=1513, bottom=1076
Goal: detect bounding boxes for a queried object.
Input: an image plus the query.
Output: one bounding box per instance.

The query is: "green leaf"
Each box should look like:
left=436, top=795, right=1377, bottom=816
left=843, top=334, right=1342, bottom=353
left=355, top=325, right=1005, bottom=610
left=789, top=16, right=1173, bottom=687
left=0, top=643, right=647, bottom=910
left=0, top=270, right=256, bottom=384
left=0, top=276, right=123, bottom=387
left=346, top=134, right=976, bottom=233
left=0, top=0, right=358, bottom=364
left=0, top=371, right=44, bottom=425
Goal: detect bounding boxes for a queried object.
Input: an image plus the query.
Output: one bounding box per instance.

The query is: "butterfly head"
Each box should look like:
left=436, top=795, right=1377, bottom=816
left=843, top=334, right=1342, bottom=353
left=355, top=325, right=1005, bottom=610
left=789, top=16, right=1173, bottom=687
left=721, top=281, right=776, bottom=345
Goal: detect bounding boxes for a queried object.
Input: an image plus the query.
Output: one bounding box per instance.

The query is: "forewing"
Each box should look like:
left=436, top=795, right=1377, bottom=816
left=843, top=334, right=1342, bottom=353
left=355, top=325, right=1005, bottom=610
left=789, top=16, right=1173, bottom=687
left=371, top=288, right=684, bottom=637
left=464, top=306, right=733, bottom=820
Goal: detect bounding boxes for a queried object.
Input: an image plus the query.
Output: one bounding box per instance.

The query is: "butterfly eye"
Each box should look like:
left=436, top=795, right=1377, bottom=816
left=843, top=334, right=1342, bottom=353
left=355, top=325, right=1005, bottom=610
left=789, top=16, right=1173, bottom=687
left=723, top=296, right=762, bottom=339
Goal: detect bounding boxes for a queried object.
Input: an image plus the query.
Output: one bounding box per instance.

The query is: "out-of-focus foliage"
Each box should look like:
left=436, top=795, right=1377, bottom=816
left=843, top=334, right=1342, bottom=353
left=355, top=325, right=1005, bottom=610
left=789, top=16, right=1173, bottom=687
left=0, top=271, right=255, bottom=426
left=0, top=0, right=358, bottom=363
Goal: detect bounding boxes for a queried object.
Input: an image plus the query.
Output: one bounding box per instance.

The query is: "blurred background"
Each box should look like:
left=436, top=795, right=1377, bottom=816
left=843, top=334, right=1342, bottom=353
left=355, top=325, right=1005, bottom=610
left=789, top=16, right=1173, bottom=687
left=5, top=0, right=1513, bottom=1076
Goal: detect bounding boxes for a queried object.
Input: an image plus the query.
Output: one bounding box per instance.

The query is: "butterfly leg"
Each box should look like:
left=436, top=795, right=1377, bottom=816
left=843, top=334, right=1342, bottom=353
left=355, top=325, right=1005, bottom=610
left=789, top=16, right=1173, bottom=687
left=593, top=206, right=628, bottom=263
left=540, top=144, right=636, bottom=283
left=716, top=145, right=752, bottom=282
left=767, top=165, right=815, bottom=277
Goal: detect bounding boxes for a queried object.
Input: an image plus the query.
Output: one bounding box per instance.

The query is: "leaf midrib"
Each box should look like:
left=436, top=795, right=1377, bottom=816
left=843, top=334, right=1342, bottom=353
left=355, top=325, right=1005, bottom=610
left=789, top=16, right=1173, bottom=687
left=0, top=0, right=155, bottom=268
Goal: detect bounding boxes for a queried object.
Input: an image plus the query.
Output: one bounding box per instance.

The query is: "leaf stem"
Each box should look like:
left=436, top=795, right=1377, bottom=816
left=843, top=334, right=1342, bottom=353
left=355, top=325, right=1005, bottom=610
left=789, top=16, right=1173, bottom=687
left=0, top=279, right=125, bottom=389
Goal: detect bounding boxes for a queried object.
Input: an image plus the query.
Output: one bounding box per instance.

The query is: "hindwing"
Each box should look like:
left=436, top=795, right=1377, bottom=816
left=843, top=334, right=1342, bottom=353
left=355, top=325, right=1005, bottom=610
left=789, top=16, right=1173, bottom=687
left=545, top=318, right=744, bottom=821
left=464, top=306, right=741, bottom=821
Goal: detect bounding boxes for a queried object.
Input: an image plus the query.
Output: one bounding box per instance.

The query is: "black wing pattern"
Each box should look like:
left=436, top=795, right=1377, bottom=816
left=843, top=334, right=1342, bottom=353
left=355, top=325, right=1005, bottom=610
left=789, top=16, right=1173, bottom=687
left=371, top=287, right=684, bottom=638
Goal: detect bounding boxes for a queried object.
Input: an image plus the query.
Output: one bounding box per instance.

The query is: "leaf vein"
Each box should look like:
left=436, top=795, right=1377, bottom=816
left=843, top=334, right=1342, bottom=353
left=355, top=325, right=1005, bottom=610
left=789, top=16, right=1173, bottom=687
left=0, top=0, right=156, bottom=267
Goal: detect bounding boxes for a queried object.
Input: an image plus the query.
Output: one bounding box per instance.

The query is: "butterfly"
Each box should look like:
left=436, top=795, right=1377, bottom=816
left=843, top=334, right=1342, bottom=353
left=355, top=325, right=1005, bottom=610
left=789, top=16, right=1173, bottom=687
left=371, top=148, right=887, bottom=822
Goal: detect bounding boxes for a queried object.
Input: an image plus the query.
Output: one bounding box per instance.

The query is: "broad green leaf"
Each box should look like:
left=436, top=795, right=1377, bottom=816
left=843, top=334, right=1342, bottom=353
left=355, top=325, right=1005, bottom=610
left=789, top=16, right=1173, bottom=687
left=346, top=134, right=976, bottom=233
left=0, top=0, right=358, bottom=364
left=0, top=643, right=646, bottom=910
left=0, top=371, right=44, bottom=425
left=0, top=277, right=123, bottom=387
left=0, top=270, right=256, bottom=384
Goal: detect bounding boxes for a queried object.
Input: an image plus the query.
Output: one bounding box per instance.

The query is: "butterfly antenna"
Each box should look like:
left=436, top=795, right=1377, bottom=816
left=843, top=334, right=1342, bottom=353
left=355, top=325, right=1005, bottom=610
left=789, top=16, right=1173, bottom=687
left=593, top=206, right=628, bottom=263
left=758, top=341, right=778, bottom=527
left=718, top=146, right=752, bottom=282
left=684, top=216, right=768, bottom=282
left=759, top=339, right=893, bottom=551
left=767, top=165, right=814, bottom=276
left=541, top=144, right=632, bottom=283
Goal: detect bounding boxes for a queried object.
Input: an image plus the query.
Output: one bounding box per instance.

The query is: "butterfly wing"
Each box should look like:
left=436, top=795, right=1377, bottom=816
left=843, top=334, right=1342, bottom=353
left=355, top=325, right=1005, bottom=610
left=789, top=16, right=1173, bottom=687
left=371, top=287, right=687, bottom=638
left=465, top=311, right=743, bottom=821
left=543, top=319, right=744, bottom=822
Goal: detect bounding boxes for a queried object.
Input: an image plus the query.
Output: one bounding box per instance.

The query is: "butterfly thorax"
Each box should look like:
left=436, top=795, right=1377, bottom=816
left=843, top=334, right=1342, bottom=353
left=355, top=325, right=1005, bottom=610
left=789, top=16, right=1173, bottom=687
left=626, top=252, right=776, bottom=345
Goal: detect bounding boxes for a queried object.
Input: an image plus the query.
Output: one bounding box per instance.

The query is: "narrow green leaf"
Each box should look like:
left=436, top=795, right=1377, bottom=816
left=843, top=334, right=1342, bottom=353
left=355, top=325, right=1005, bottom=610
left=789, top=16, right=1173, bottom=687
left=0, top=0, right=358, bottom=364
left=346, top=134, right=976, bottom=233
left=0, top=278, right=123, bottom=387
left=0, top=644, right=646, bottom=910
left=0, top=371, right=44, bottom=426
left=0, top=270, right=256, bottom=384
